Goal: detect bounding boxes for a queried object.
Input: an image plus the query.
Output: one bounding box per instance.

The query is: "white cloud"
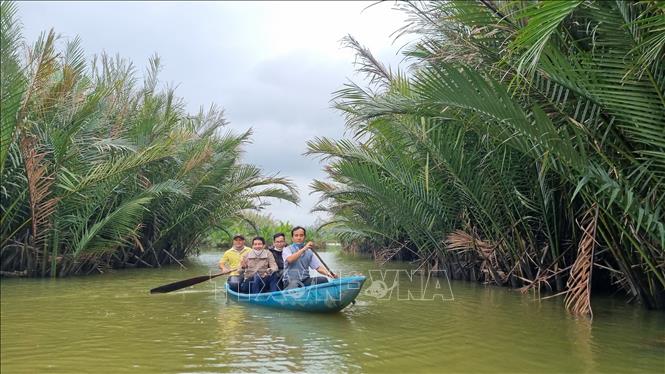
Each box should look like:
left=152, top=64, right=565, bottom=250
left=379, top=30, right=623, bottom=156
left=17, top=1, right=412, bottom=225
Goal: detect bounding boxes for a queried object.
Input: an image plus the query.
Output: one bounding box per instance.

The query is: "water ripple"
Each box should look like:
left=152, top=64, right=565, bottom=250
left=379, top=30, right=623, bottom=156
left=2, top=250, right=664, bottom=373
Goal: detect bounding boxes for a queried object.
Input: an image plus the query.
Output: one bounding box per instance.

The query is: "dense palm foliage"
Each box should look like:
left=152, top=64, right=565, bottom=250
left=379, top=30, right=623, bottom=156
left=206, top=212, right=334, bottom=249
left=0, top=2, right=297, bottom=276
left=309, top=0, right=664, bottom=311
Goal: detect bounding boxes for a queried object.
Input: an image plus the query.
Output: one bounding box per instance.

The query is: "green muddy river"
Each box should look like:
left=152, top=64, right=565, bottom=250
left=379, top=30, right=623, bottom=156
left=1, top=248, right=664, bottom=373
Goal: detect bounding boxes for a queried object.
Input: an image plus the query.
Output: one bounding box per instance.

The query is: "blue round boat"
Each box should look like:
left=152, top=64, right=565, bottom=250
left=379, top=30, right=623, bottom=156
left=225, top=275, right=366, bottom=312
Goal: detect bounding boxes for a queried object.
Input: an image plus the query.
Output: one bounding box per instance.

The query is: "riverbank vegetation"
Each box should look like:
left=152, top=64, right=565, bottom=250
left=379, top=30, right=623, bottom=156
left=0, top=2, right=297, bottom=277
left=205, top=212, right=334, bottom=250
left=309, top=0, right=664, bottom=312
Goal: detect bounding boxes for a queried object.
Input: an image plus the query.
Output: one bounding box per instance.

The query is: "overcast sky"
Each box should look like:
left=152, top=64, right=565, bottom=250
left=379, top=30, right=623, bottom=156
left=17, top=1, right=411, bottom=226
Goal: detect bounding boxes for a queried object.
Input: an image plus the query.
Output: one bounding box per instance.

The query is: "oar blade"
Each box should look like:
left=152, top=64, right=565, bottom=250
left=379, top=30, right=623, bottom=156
left=149, top=274, right=213, bottom=294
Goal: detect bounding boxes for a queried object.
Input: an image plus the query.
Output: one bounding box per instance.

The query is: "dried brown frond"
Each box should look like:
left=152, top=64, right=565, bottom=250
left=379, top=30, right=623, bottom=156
left=20, top=134, right=58, bottom=250
left=565, top=204, right=599, bottom=318
left=374, top=243, right=408, bottom=266
left=138, top=173, right=151, bottom=189
left=180, top=142, right=213, bottom=176
left=18, top=30, right=59, bottom=124
left=374, top=247, right=396, bottom=265
left=446, top=230, right=506, bottom=284
left=446, top=230, right=494, bottom=257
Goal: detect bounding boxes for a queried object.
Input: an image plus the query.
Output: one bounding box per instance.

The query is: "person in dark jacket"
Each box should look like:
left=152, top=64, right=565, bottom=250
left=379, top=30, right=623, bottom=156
left=268, top=232, right=287, bottom=290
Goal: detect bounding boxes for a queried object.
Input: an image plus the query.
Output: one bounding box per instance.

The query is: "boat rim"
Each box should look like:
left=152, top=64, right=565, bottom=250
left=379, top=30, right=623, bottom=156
left=224, top=275, right=367, bottom=297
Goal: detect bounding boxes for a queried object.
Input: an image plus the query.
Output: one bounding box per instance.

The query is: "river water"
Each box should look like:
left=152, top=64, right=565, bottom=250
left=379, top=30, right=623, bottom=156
left=1, top=247, right=664, bottom=373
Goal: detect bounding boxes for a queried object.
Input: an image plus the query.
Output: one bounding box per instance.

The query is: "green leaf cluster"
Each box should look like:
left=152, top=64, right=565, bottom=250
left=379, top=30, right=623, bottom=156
left=310, top=1, right=664, bottom=309
left=0, top=2, right=298, bottom=276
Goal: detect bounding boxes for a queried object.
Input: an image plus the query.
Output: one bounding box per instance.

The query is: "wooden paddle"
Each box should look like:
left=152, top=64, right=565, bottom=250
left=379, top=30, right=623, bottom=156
left=310, top=246, right=353, bottom=304
left=310, top=247, right=337, bottom=278
left=150, top=268, right=238, bottom=294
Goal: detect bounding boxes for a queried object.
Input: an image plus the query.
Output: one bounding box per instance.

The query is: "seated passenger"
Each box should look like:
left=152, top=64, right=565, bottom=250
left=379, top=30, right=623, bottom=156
left=282, top=226, right=337, bottom=289
left=239, top=236, right=279, bottom=294
left=219, top=234, right=250, bottom=292
left=268, top=232, right=287, bottom=290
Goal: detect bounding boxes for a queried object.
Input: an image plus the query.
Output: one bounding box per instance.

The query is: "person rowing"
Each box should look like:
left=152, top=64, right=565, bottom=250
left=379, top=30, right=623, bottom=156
left=282, top=226, right=337, bottom=289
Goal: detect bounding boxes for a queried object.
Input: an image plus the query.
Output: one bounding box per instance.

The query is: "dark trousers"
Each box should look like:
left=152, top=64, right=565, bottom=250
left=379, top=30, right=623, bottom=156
left=274, top=270, right=285, bottom=291
left=227, top=275, right=242, bottom=292
left=285, top=276, right=329, bottom=289
left=239, top=273, right=279, bottom=294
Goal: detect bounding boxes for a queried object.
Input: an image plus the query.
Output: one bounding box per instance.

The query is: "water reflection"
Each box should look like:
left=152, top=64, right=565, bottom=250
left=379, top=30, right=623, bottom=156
left=569, top=318, right=597, bottom=374
left=207, top=301, right=356, bottom=372
left=1, top=248, right=664, bottom=373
